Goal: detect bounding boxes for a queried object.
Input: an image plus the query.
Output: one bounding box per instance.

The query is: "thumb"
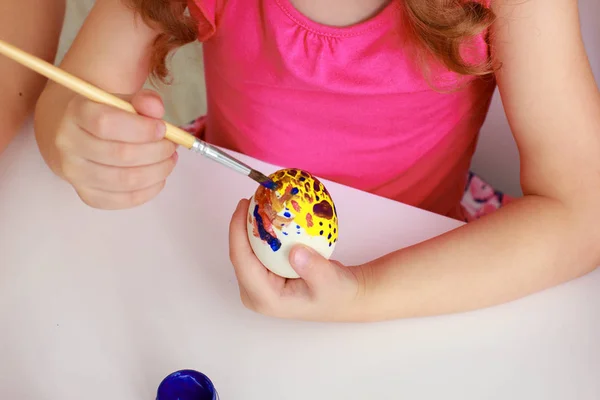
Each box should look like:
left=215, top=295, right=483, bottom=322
left=126, top=89, right=165, bottom=120
left=289, top=245, right=337, bottom=289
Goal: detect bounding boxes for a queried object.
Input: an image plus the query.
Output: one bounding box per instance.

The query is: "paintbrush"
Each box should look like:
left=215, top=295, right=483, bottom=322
left=0, top=39, right=278, bottom=191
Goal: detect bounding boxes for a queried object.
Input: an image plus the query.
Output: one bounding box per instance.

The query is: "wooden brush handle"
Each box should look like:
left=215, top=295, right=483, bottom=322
left=0, top=39, right=197, bottom=149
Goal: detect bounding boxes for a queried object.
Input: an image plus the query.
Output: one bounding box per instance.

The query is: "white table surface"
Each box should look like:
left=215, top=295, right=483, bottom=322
left=1, top=119, right=599, bottom=400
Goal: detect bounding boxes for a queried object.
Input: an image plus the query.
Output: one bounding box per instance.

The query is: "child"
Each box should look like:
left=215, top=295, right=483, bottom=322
left=0, top=0, right=65, bottom=154
left=35, top=0, right=600, bottom=321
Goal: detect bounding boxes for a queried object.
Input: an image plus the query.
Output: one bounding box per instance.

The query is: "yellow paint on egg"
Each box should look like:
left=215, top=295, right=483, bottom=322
left=252, top=168, right=338, bottom=246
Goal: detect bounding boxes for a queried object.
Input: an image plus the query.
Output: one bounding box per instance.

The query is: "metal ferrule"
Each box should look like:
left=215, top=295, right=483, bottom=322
left=192, top=139, right=252, bottom=175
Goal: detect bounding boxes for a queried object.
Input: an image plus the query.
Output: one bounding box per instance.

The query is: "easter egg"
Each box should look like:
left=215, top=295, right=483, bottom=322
left=246, top=168, right=339, bottom=278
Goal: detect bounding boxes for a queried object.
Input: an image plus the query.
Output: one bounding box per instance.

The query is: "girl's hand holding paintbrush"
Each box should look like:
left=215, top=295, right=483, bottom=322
left=27, top=0, right=182, bottom=210
left=3, top=2, right=274, bottom=208
left=37, top=89, right=178, bottom=209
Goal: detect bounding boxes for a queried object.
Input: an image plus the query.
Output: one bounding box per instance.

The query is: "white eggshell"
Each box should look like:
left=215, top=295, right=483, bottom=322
left=246, top=196, right=335, bottom=278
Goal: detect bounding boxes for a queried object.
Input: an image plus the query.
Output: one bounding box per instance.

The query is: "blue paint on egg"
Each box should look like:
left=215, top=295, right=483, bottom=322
left=253, top=205, right=281, bottom=252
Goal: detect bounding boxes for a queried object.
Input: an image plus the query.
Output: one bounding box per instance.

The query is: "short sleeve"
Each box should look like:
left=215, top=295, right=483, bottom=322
left=187, top=0, right=225, bottom=41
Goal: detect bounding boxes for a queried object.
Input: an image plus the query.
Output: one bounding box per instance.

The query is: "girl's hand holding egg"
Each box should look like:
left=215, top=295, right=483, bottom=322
left=228, top=169, right=370, bottom=322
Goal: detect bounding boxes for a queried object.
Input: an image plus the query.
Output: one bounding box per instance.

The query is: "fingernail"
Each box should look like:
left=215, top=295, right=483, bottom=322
left=156, top=122, right=166, bottom=139
left=292, top=246, right=313, bottom=270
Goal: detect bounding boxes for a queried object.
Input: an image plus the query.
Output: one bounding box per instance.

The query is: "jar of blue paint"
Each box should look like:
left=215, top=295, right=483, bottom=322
left=156, top=369, right=218, bottom=400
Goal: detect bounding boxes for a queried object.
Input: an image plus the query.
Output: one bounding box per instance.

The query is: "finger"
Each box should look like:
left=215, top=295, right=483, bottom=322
left=61, top=128, right=177, bottom=167
left=65, top=152, right=178, bottom=192
left=281, top=276, right=311, bottom=298
left=289, top=245, right=339, bottom=291
left=129, top=89, right=165, bottom=119
left=75, top=180, right=166, bottom=210
left=238, top=285, right=255, bottom=310
left=69, top=95, right=166, bottom=144
left=228, top=199, right=273, bottom=294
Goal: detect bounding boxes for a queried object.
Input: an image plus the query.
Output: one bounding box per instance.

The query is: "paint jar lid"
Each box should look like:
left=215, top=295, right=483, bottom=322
left=156, top=369, right=218, bottom=400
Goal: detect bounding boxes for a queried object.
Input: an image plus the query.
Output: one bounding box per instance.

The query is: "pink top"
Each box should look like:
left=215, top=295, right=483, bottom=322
left=187, top=0, right=496, bottom=220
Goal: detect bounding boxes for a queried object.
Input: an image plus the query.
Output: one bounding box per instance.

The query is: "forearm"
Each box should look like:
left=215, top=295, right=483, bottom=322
left=34, top=0, right=159, bottom=172
left=360, top=195, right=600, bottom=320
left=0, top=0, right=65, bottom=154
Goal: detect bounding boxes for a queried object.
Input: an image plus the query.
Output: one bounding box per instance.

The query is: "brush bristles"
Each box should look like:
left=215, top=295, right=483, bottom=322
left=249, top=170, right=279, bottom=190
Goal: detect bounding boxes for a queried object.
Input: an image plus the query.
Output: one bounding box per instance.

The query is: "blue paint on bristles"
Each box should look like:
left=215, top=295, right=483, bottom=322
left=261, top=180, right=279, bottom=191
left=249, top=169, right=279, bottom=191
